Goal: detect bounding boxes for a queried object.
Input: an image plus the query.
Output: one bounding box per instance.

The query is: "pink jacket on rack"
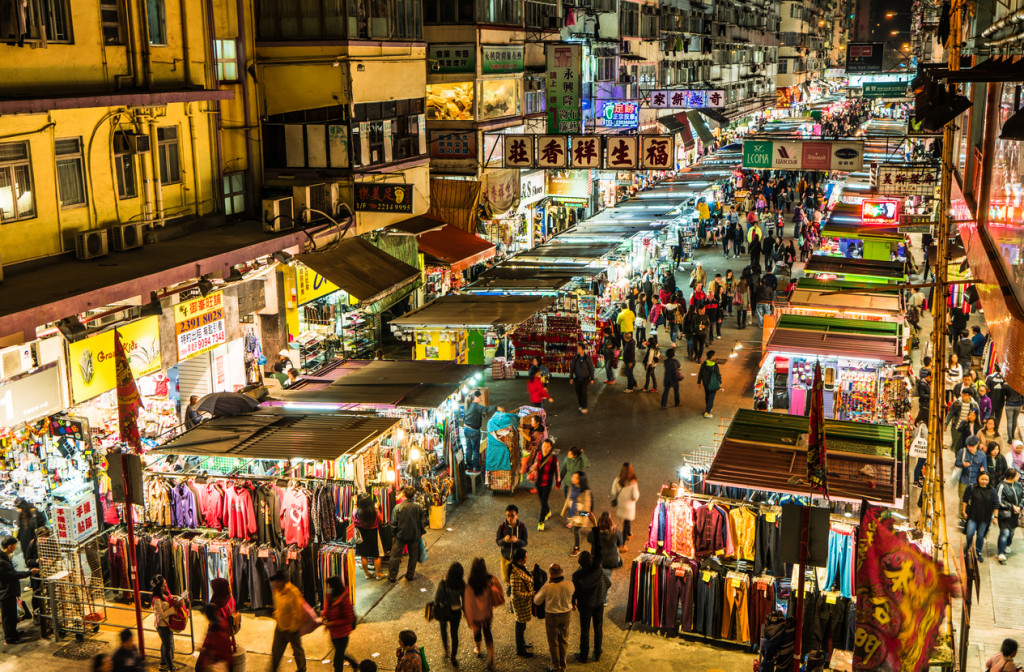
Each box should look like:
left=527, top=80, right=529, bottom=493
left=281, top=488, right=310, bottom=547
left=201, top=482, right=225, bottom=530
left=224, top=485, right=257, bottom=539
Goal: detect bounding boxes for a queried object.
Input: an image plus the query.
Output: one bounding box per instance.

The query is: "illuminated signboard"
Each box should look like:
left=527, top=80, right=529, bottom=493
left=602, top=101, right=639, bottom=128
left=861, top=199, right=900, bottom=225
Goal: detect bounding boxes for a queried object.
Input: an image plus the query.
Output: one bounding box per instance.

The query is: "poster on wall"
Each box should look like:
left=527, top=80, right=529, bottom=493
left=175, top=292, right=228, bottom=362
left=430, top=131, right=476, bottom=160
left=546, top=170, right=590, bottom=200
left=68, top=317, right=162, bottom=404
left=354, top=183, right=414, bottom=213
left=546, top=43, right=582, bottom=133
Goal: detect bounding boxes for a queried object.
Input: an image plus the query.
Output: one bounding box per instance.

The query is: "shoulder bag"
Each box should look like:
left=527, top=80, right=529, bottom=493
left=489, top=577, right=506, bottom=606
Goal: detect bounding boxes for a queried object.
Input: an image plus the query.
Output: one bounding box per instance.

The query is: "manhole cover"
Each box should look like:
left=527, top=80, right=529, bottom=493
left=54, top=639, right=108, bottom=660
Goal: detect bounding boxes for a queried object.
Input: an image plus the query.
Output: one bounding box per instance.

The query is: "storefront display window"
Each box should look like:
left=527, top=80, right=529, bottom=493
left=479, top=78, right=522, bottom=120
left=426, top=82, right=474, bottom=120
left=292, top=265, right=379, bottom=372
left=985, top=83, right=1024, bottom=310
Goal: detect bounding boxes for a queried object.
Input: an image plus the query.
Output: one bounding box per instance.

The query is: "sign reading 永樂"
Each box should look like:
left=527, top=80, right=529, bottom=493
left=481, top=45, right=524, bottom=74
left=871, top=163, right=940, bottom=196
left=602, top=101, right=639, bottom=128
left=501, top=134, right=674, bottom=171
left=742, top=139, right=864, bottom=171
left=175, top=291, right=227, bottom=361
left=546, top=43, right=582, bottom=133
left=353, top=183, right=414, bottom=213
left=862, top=82, right=910, bottom=99
left=648, top=89, right=726, bottom=109
left=428, top=43, right=476, bottom=74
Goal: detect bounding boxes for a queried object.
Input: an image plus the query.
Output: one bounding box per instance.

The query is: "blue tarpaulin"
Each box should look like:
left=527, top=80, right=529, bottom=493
left=485, top=411, right=519, bottom=471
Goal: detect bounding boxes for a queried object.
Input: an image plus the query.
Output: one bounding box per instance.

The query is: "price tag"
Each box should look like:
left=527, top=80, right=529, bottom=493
left=646, top=547, right=655, bottom=554
left=825, top=593, right=838, bottom=604
left=240, top=545, right=250, bottom=556
left=674, top=568, right=688, bottom=577
left=150, top=538, right=160, bottom=548
left=288, top=551, right=298, bottom=560
left=731, top=578, right=743, bottom=588
left=701, top=571, right=712, bottom=582
left=765, top=512, right=777, bottom=523
left=257, top=549, right=270, bottom=558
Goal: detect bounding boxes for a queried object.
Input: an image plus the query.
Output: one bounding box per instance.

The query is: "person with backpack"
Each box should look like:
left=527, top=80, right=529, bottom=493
left=755, top=278, right=774, bottom=327
left=691, top=307, right=711, bottom=362
left=697, top=351, right=723, bottom=418
left=660, top=348, right=682, bottom=409
left=569, top=344, right=596, bottom=414
left=681, top=304, right=698, bottom=360
left=496, top=504, right=528, bottom=588
left=663, top=295, right=681, bottom=347
left=395, top=631, right=422, bottom=672
left=508, top=549, right=534, bottom=658
left=641, top=335, right=660, bottom=393
left=996, top=469, right=1022, bottom=564
left=620, top=332, right=637, bottom=392
left=735, top=276, right=750, bottom=329
left=151, top=576, right=178, bottom=672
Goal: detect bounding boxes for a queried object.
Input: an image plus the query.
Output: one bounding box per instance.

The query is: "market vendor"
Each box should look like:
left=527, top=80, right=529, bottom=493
left=463, top=391, right=504, bottom=474
left=272, top=349, right=294, bottom=374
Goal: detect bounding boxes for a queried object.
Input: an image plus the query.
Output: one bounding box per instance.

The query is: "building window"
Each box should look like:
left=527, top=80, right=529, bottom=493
left=423, top=0, right=474, bottom=23
left=619, top=2, right=639, bottom=37
left=214, top=39, right=238, bottom=81
left=351, top=99, right=426, bottom=167
left=524, top=0, right=556, bottom=29
left=0, top=0, right=72, bottom=43
left=256, top=0, right=420, bottom=40
left=100, top=0, right=124, bottom=44
left=595, top=57, right=616, bottom=81
left=474, top=0, right=521, bottom=25
left=224, top=172, right=245, bottom=215
left=0, top=142, right=35, bottom=222
left=263, top=105, right=352, bottom=170
left=114, top=152, right=137, bottom=200
left=146, top=0, right=166, bottom=45
left=157, top=127, right=180, bottom=184
left=778, top=59, right=788, bottom=74
left=55, top=138, right=87, bottom=209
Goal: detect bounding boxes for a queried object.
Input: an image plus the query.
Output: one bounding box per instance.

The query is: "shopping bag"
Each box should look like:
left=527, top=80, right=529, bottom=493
left=298, top=600, right=321, bottom=636
left=418, top=538, right=428, bottom=564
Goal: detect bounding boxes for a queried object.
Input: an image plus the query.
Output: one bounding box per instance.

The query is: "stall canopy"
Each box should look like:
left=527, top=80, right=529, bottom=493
left=518, top=241, right=620, bottom=261
left=802, top=256, right=907, bottom=282
left=392, top=217, right=496, bottom=272
left=390, top=294, right=556, bottom=329
left=296, top=237, right=420, bottom=305
left=765, top=314, right=905, bottom=365
left=658, top=112, right=695, bottom=150
left=787, top=283, right=904, bottom=318
left=152, top=408, right=400, bottom=460
left=705, top=409, right=904, bottom=506
left=686, top=110, right=715, bottom=144
left=824, top=202, right=862, bottom=226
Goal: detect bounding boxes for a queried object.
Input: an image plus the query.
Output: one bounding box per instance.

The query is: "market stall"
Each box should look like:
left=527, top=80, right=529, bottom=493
left=818, top=220, right=906, bottom=262
left=801, top=256, right=907, bottom=285
left=783, top=278, right=905, bottom=322
left=753, top=314, right=908, bottom=425
left=389, top=216, right=496, bottom=303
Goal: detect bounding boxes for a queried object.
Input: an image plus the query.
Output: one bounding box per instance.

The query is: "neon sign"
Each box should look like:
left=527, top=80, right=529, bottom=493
left=602, top=101, right=639, bottom=129
left=861, top=199, right=900, bottom=225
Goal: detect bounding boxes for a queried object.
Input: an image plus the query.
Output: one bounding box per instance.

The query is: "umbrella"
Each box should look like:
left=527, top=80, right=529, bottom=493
left=194, top=392, right=260, bottom=417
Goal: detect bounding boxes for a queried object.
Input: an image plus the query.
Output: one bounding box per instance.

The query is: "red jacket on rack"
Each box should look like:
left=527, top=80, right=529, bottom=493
left=224, top=485, right=257, bottom=539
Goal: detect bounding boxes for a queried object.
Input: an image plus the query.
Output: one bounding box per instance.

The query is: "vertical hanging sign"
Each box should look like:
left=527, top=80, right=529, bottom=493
left=546, top=43, right=582, bottom=134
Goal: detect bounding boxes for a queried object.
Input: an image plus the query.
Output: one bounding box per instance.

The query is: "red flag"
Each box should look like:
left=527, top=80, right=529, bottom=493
left=854, top=502, right=957, bottom=672
left=114, top=330, right=142, bottom=450
left=807, top=361, right=828, bottom=495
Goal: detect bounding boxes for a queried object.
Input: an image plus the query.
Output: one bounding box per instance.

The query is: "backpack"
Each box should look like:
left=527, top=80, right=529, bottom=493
left=167, top=597, right=189, bottom=632
left=674, top=309, right=685, bottom=325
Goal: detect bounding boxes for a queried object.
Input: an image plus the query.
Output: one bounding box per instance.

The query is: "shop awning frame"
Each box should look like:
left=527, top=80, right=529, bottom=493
left=686, top=110, right=715, bottom=144
left=296, top=236, right=421, bottom=305
left=802, top=256, right=907, bottom=281
left=764, top=314, right=905, bottom=365
left=397, top=222, right=496, bottom=272
left=389, top=294, right=556, bottom=330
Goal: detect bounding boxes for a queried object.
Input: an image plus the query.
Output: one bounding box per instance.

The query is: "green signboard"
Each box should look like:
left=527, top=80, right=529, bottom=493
left=428, top=43, right=476, bottom=74
left=742, top=140, right=773, bottom=169
left=481, top=45, right=524, bottom=74
left=862, top=82, right=909, bottom=99
left=546, top=43, right=582, bottom=134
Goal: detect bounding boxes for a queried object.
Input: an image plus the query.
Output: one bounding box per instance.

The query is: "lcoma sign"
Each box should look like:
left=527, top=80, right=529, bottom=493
left=742, top=140, right=773, bottom=169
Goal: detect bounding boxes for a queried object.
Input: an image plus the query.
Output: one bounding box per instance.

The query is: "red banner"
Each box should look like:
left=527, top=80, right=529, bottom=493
left=854, top=503, right=956, bottom=672
left=114, top=330, right=142, bottom=450
left=807, top=362, right=828, bottom=495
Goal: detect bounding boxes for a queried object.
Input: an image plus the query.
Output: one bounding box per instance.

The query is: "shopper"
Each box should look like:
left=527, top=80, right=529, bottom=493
left=185, top=395, right=203, bottom=429
left=979, top=385, right=994, bottom=422
left=945, top=389, right=980, bottom=451
left=986, top=441, right=1009, bottom=485
left=915, top=370, right=932, bottom=425
left=621, top=332, right=638, bottom=392
left=209, top=578, right=238, bottom=655
left=681, top=303, right=698, bottom=360
left=956, top=436, right=989, bottom=501
left=955, top=409, right=983, bottom=454
left=697, top=350, right=723, bottom=419
left=354, top=494, right=384, bottom=580
left=692, top=306, right=711, bottom=362
left=660, top=348, right=682, bottom=409
left=151, top=575, right=177, bottom=672
left=434, top=562, right=465, bottom=666
left=735, top=277, right=750, bottom=328
left=496, top=504, right=528, bottom=588
left=0, top=536, right=37, bottom=645
left=569, top=344, right=596, bottom=415
left=996, top=469, right=1022, bottom=564
left=1011, top=440, right=1024, bottom=472
left=641, top=335, right=660, bottom=393
left=987, top=367, right=1009, bottom=431
left=533, top=564, right=573, bottom=672
left=559, top=446, right=590, bottom=498
left=113, top=629, right=143, bottom=672
left=565, top=472, right=593, bottom=557
left=395, top=631, right=422, bottom=672
left=755, top=277, right=774, bottom=327
left=532, top=440, right=561, bottom=531
left=573, top=522, right=610, bottom=663
left=269, top=571, right=307, bottom=672
left=198, top=604, right=234, bottom=672
left=616, top=302, right=635, bottom=340
left=1006, top=384, right=1024, bottom=441
left=945, top=354, right=964, bottom=405
left=508, top=549, right=534, bottom=658
left=962, top=471, right=997, bottom=562
left=985, top=638, right=1019, bottom=672
left=323, top=577, right=359, bottom=672
left=388, top=487, right=425, bottom=583
left=526, top=371, right=554, bottom=410
left=94, top=654, right=114, bottom=672
left=634, top=298, right=648, bottom=345
left=664, top=294, right=682, bottom=346
left=689, top=261, right=707, bottom=290
left=610, top=463, right=639, bottom=547
left=589, top=513, right=624, bottom=570
left=463, top=391, right=502, bottom=473
left=464, top=559, right=502, bottom=670
left=15, top=498, right=46, bottom=563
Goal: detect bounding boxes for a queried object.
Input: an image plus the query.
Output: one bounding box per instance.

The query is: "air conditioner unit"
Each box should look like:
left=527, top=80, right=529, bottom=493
left=263, top=197, right=294, bottom=232
left=293, top=183, right=330, bottom=224
left=110, top=222, right=144, bottom=251
left=75, top=228, right=109, bottom=260
left=0, top=344, right=32, bottom=379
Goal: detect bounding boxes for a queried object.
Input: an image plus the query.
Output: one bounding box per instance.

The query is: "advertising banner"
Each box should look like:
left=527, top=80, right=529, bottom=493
left=0, top=365, right=63, bottom=427
left=500, top=134, right=670, bottom=170
left=872, top=163, right=940, bottom=196
left=546, top=43, right=582, bottom=133
left=354, top=183, right=414, bottom=213
left=649, top=89, right=725, bottom=109
left=742, top=139, right=864, bottom=171
left=602, top=101, right=639, bottom=128
left=863, top=81, right=910, bottom=98
left=771, top=141, right=802, bottom=170
left=846, top=42, right=884, bottom=73
left=114, top=330, right=142, bottom=449
left=69, top=317, right=161, bottom=404
left=546, top=171, right=590, bottom=200
left=742, top=140, right=774, bottom=169
left=428, top=44, right=475, bottom=74
left=481, top=45, right=524, bottom=74
left=174, top=291, right=227, bottom=362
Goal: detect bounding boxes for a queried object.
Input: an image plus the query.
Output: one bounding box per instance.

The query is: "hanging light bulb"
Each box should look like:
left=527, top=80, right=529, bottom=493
left=386, top=469, right=396, bottom=483
left=396, top=428, right=406, bottom=443
left=410, top=448, right=422, bottom=462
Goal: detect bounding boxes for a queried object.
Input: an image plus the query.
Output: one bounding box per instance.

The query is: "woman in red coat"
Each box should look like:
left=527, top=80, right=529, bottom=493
left=197, top=605, right=234, bottom=672
left=323, top=576, right=359, bottom=672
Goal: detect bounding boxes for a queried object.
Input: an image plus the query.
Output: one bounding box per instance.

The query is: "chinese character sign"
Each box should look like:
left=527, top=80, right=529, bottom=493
left=570, top=136, right=601, bottom=168
left=640, top=136, right=674, bottom=169
left=428, top=44, right=476, bottom=74
left=353, top=183, right=414, bottom=213
left=872, top=164, right=940, bottom=196
left=546, top=43, right=582, bottom=133
left=602, top=101, right=639, bottom=129
left=649, top=89, right=726, bottom=109
left=607, top=137, right=638, bottom=169
left=536, top=135, right=568, bottom=168
left=174, top=291, right=227, bottom=362
left=481, top=45, right=524, bottom=74
left=854, top=503, right=956, bottom=672
left=430, top=131, right=476, bottom=160
left=503, top=135, right=534, bottom=167
left=861, top=199, right=900, bottom=225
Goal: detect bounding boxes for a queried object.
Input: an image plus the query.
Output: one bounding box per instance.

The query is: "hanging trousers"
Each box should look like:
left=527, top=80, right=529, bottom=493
left=661, top=569, right=694, bottom=631
left=721, top=579, right=750, bottom=642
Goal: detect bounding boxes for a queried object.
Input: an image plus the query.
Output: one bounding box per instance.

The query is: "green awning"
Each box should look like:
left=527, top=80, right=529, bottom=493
left=686, top=110, right=715, bottom=144
left=367, top=234, right=422, bottom=315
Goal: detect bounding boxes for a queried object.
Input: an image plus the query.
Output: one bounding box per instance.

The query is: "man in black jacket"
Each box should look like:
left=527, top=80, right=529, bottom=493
left=0, top=536, right=37, bottom=644
left=953, top=331, right=974, bottom=363
left=571, top=516, right=610, bottom=663
left=620, top=333, right=637, bottom=392
left=569, top=344, right=595, bottom=415
left=496, top=504, right=528, bottom=589
left=986, top=367, right=1008, bottom=431
left=915, top=371, right=932, bottom=425
left=463, top=390, right=503, bottom=473
left=387, top=488, right=425, bottom=583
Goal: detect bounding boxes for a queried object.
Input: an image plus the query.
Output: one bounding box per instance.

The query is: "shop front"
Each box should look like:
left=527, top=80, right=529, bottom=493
left=389, top=216, right=495, bottom=303
left=517, top=170, right=547, bottom=249
left=784, top=278, right=905, bottom=322
left=802, top=256, right=907, bottom=285
left=545, top=170, right=592, bottom=236
left=753, top=315, right=908, bottom=425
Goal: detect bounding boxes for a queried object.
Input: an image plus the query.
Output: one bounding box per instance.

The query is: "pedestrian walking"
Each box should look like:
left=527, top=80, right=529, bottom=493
left=496, top=504, right=528, bottom=588
left=664, top=295, right=681, bottom=346
left=464, top=559, right=502, bottom=670
left=1005, top=384, right=1023, bottom=441
left=569, top=345, right=595, bottom=414
left=697, top=350, right=723, bottom=418
left=151, top=576, right=177, bottom=671
left=681, top=303, right=697, bottom=360
left=616, top=302, right=635, bottom=340
left=0, top=536, right=37, bottom=645
left=323, top=577, right=359, bottom=672
left=589, top=513, right=623, bottom=570
left=954, top=409, right=982, bottom=454
left=692, top=306, right=710, bottom=361
left=722, top=270, right=735, bottom=316
left=996, top=469, right=1022, bottom=563
left=434, top=563, right=465, bottom=666
left=533, top=564, right=573, bottom=672
left=210, top=578, right=238, bottom=654
left=560, top=446, right=590, bottom=498
left=463, top=391, right=503, bottom=473
left=527, top=371, right=554, bottom=410
left=599, top=329, right=616, bottom=385
left=641, top=336, right=660, bottom=393
left=354, top=495, right=384, bottom=579
left=749, top=234, right=762, bottom=275
left=962, top=472, right=997, bottom=562
left=94, top=654, right=113, bottom=672
left=735, top=276, right=750, bottom=328
left=621, top=332, right=637, bottom=391
left=610, top=463, right=639, bottom=546
left=986, top=441, right=1008, bottom=484
left=572, top=522, right=610, bottom=663
left=564, top=472, right=593, bottom=556
left=732, top=221, right=745, bottom=258
left=763, top=232, right=776, bottom=272
left=395, top=631, right=422, bottom=672
left=755, top=278, right=774, bottom=327
left=915, top=371, right=932, bottom=426
left=956, top=436, right=988, bottom=500
left=387, top=487, right=425, bottom=583
left=660, top=347, right=681, bottom=408
left=634, top=298, right=648, bottom=345
left=113, top=629, right=143, bottom=672
left=269, top=571, right=307, bottom=672
left=531, top=440, right=560, bottom=531
left=986, top=638, right=1019, bottom=672
left=508, top=549, right=534, bottom=658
